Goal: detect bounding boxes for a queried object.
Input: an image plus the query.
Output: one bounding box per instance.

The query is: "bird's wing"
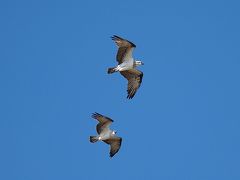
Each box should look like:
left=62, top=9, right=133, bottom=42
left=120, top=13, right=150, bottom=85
left=103, top=137, right=122, bottom=158
left=92, top=112, right=114, bottom=134
left=120, top=69, right=143, bottom=99
left=111, top=35, right=136, bottom=64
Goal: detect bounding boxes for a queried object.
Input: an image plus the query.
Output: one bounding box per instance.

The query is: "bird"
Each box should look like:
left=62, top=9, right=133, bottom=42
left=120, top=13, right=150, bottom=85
left=89, top=112, right=122, bottom=158
left=108, top=35, right=144, bottom=99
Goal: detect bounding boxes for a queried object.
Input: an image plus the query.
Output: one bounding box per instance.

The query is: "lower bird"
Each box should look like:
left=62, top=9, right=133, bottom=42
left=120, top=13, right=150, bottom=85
left=108, top=35, right=144, bottom=99
left=90, top=112, right=122, bottom=158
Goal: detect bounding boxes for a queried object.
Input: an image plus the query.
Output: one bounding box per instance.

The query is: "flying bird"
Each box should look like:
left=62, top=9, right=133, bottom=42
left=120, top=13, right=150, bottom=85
left=90, top=112, right=122, bottom=158
left=108, top=35, right=144, bottom=99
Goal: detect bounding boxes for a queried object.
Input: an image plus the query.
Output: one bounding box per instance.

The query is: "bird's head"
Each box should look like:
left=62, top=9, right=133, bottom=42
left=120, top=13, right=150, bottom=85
left=135, top=60, right=144, bottom=66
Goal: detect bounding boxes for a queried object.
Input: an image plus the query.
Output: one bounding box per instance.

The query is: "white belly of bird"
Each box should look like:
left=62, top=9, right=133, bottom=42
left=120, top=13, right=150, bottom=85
left=117, top=58, right=134, bottom=71
left=99, top=131, right=113, bottom=140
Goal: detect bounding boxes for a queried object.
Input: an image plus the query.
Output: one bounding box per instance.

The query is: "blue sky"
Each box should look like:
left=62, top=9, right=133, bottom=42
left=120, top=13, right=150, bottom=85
left=1, top=0, right=240, bottom=179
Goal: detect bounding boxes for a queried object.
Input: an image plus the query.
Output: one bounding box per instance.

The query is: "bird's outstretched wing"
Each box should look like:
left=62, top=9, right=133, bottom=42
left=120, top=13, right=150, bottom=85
left=103, top=137, right=122, bottom=158
left=120, top=69, right=143, bottom=99
left=92, top=112, right=114, bottom=134
left=111, top=35, right=136, bottom=64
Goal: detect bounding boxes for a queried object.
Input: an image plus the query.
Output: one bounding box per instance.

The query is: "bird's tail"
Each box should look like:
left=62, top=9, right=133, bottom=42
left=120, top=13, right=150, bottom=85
left=107, top=67, right=117, bottom=74
left=90, top=136, right=98, bottom=143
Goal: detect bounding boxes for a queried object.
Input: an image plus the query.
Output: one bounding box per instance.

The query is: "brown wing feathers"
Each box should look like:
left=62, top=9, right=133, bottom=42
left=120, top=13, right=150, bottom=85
left=103, top=137, right=122, bottom=158
left=111, top=35, right=136, bottom=48
left=111, top=35, right=136, bottom=64
left=120, top=70, right=143, bottom=99
left=92, top=112, right=113, bottom=134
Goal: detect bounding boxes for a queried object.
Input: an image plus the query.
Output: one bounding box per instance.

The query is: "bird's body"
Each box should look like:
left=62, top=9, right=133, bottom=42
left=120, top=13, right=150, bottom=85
left=108, top=35, right=144, bottom=99
left=90, top=112, right=122, bottom=158
left=97, top=129, right=115, bottom=140
left=112, top=58, right=134, bottom=72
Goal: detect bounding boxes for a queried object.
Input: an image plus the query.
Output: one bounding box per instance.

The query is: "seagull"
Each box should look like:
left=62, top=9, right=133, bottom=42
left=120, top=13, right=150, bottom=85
left=108, top=35, right=144, bottom=99
left=89, top=112, right=122, bottom=158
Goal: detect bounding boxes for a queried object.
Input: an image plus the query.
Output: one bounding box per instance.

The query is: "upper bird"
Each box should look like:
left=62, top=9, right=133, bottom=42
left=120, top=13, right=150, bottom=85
left=108, top=35, right=144, bottom=99
left=90, top=112, right=122, bottom=158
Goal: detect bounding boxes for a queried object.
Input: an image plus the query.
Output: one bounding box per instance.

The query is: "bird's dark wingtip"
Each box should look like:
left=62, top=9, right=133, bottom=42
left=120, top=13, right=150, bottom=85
left=91, top=112, right=101, bottom=118
left=127, top=95, right=134, bottom=99
left=111, top=35, right=117, bottom=40
left=110, top=153, right=114, bottom=158
left=127, top=91, right=135, bottom=99
left=111, top=35, right=124, bottom=41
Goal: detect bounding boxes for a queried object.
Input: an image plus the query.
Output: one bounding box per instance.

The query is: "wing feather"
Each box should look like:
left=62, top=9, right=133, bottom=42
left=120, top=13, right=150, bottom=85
left=92, top=112, right=114, bottom=134
left=111, top=35, right=136, bottom=64
left=120, top=69, right=143, bottom=99
left=103, top=137, right=122, bottom=158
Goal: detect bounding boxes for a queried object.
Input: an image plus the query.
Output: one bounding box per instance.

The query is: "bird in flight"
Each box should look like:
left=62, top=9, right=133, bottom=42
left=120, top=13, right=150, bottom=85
left=90, top=112, right=122, bottom=158
left=108, top=35, right=144, bottom=99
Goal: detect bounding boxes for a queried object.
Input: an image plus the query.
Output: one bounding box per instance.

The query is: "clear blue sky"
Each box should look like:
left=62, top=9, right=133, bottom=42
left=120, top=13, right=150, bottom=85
left=1, top=0, right=240, bottom=179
